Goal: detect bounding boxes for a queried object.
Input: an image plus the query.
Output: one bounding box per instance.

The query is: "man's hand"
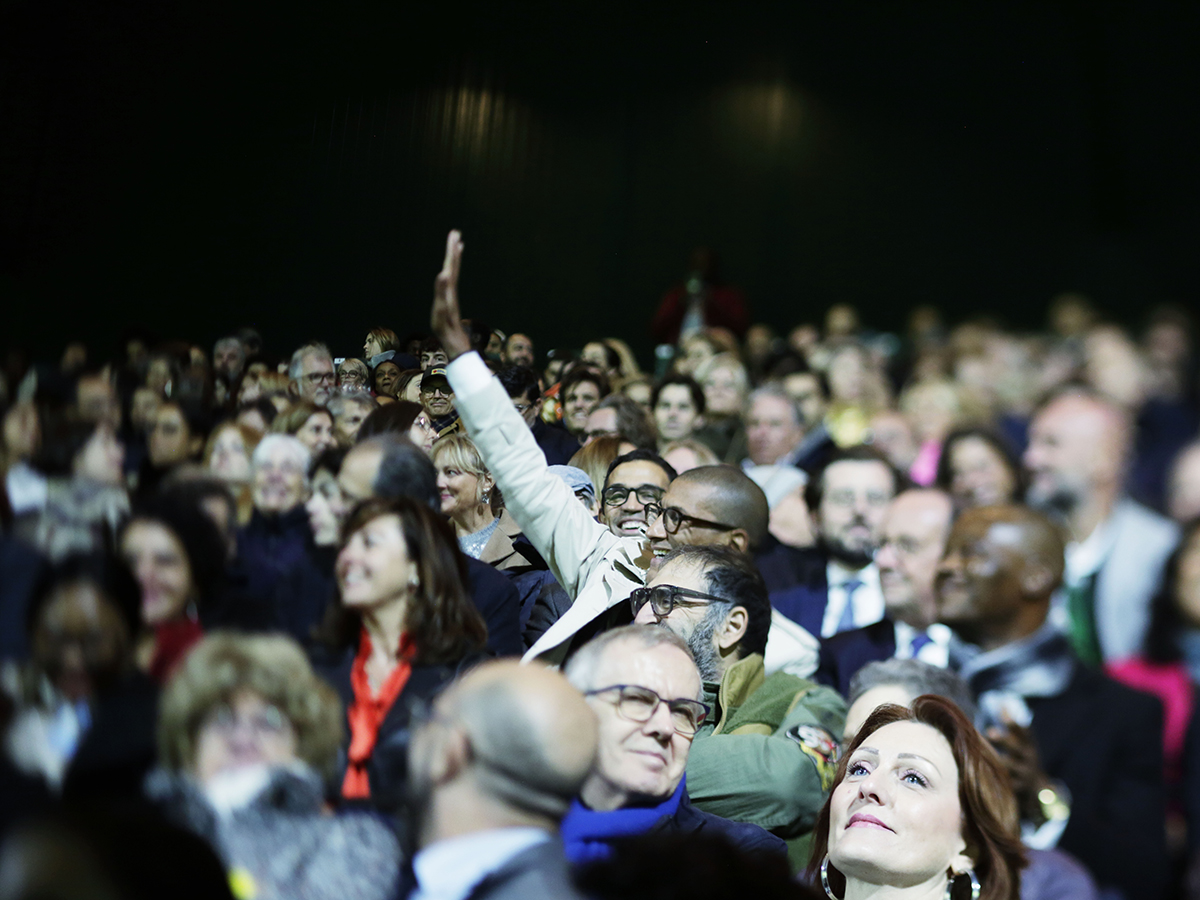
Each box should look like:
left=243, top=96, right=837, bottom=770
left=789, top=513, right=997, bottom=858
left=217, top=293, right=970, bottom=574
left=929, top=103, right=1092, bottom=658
left=431, top=229, right=472, bottom=360
left=986, top=717, right=1053, bottom=825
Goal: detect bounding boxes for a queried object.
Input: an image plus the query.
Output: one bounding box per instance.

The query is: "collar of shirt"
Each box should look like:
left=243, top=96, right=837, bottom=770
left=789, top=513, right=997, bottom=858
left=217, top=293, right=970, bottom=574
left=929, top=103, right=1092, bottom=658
left=412, top=827, right=550, bottom=900
left=821, top=561, right=884, bottom=637
left=1064, top=512, right=1115, bottom=585
left=894, top=621, right=951, bottom=666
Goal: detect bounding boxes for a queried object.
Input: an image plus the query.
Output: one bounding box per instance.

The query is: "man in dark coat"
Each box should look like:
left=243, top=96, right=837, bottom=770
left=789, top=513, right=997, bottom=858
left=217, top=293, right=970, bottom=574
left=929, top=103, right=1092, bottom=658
left=497, top=364, right=579, bottom=467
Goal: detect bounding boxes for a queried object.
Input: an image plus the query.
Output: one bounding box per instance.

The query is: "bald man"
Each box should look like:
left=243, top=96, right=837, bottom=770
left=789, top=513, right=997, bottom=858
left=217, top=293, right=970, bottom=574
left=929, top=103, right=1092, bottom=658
left=406, top=660, right=597, bottom=900
left=1024, top=389, right=1178, bottom=663
left=814, top=488, right=954, bottom=696
left=937, top=504, right=1167, bottom=900
left=429, top=231, right=817, bottom=676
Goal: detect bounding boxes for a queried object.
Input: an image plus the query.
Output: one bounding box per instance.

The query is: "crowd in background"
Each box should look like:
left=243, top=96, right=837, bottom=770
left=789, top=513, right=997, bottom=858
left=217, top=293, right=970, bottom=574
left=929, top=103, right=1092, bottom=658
left=1, top=238, right=1199, bottom=900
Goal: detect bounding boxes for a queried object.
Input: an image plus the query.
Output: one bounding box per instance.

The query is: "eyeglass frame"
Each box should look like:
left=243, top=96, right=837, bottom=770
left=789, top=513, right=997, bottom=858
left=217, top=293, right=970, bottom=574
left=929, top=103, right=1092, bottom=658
left=643, top=502, right=738, bottom=535
left=421, top=383, right=452, bottom=396
left=584, top=684, right=711, bottom=737
left=602, top=483, right=666, bottom=508
left=629, top=583, right=728, bottom=619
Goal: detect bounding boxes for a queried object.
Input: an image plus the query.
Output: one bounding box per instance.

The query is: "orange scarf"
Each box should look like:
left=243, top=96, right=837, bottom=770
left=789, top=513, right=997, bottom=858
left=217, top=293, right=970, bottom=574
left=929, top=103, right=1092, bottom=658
left=341, top=629, right=415, bottom=799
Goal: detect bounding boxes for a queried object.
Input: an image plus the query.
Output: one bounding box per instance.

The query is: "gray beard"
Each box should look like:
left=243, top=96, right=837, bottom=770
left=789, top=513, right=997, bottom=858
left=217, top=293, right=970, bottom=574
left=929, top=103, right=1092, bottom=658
left=683, top=605, right=729, bottom=684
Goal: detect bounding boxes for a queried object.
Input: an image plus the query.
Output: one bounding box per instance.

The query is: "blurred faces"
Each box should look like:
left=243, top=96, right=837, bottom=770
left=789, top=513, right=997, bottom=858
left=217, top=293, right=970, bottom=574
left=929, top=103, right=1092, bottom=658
left=338, top=444, right=383, bottom=507
left=510, top=393, right=540, bottom=428
left=817, top=460, right=895, bottom=568
left=783, top=372, right=826, bottom=427
left=3, top=401, right=40, bottom=460
left=829, top=722, right=970, bottom=889
left=702, top=365, right=744, bottom=418
left=1175, top=530, right=1200, bottom=629
left=333, top=399, right=373, bottom=446
left=947, top=436, right=1016, bottom=509
left=564, top=380, right=602, bottom=436
left=1169, top=444, right=1200, bottom=524
left=306, top=467, right=347, bottom=547
left=149, top=404, right=200, bottom=469
left=374, top=361, right=402, bottom=398
left=746, top=394, right=803, bottom=466
left=654, top=385, right=702, bottom=442
left=33, top=581, right=131, bottom=702
left=76, top=374, right=120, bottom=431
left=408, top=412, right=438, bottom=455
left=213, top=339, right=245, bottom=383
left=130, top=388, right=161, bottom=434
left=74, top=423, right=125, bottom=485
left=875, top=491, right=953, bottom=626
left=295, top=353, right=335, bottom=406
left=121, top=520, right=195, bottom=626
left=193, top=689, right=298, bottom=787
left=504, top=333, right=535, bottom=368
left=581, top=640, right=701, bottom=811
left=294, top=411, right=337, bottom=457
left=252, top=444, right=307, bottom=514
left=583, top=407, right=620, bottom=445
left=934, top=513, right=1029, bottom=646
left=208, top=426, right=252, bottom=483
left=581, top=342, right=616, bottom=378
left=337, top=514, right=415, bottom=609
left=601, top=460, right=670, bottom=539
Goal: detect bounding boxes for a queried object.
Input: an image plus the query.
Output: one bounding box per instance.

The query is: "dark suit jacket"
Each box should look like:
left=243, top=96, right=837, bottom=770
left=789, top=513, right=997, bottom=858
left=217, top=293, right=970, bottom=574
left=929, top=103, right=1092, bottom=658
left=814, top=618, right=897, bottom=698
left=531, top=420, right=580, bottom=468
left=465, top=839, right=587, bottom=900
left=763, top=546, right=830, bottom=638
left=1028, top=665, right=1167, bottom=900
left=465, top=557, right=524, bottom=658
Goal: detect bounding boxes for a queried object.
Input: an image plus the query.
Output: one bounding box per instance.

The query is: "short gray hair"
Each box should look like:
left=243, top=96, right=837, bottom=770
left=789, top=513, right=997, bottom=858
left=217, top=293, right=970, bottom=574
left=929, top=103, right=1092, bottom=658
left=746, top=383, right=803, bottom=426
left=848, top=659, right=977, bottom=722
left=288, top=342, right=333, bottom=383
left=252, top=433, right=312, bottom=484
left=565, top=625, right=700, bottom=700
left=326, top=389, right=375, bottom=418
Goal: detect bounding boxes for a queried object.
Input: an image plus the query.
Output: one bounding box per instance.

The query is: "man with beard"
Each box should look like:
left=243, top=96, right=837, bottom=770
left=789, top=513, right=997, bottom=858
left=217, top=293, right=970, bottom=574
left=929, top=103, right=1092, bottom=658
left=630, top=546, right=845, bottom=869
left=1023, top=388, right=1178, bottom=664
left=768, top=447, right=898, bottom=640
left=502, top=333, right=536, bottom=369
left=404, top=660, right=597, bottom=900
left=287, top=342, right=337, bottom=407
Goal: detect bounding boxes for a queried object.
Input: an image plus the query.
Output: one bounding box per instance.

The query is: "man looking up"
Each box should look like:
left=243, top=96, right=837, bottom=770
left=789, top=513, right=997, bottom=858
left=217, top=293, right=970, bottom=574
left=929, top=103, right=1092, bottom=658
left=632, top=546, right=845, bottom=868
left=815, top=488, right=954, bottom=696
left=429, top=231, right=816, bottom=675
left=406, top=660, right=597, bottom=900
left=1023, top=388, right=1178, bottom=663
left=561, top=626, right=785, bottom=862
left=768, top=446, right=898, bottom=640
left=288, top=342, right=336, bottom=406
left=498, top=365, right=578, bottom=466
left=936, top=504, right=1166, bottom=900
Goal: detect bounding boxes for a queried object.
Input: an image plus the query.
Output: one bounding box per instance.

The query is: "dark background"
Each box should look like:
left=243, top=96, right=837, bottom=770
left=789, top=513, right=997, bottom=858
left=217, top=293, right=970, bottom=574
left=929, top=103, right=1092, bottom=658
left=2, top=1, right=1198, bottom=367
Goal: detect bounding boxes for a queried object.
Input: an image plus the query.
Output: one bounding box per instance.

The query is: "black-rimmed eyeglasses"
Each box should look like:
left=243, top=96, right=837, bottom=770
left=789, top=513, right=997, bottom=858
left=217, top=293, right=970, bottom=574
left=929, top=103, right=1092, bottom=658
left=584, top=684, right=710, bottom=736
left=602, top=484, right=665, bottom=508
left=643, top=502, right=737, bottom=535
left=629, top=583, right=727, bottom=619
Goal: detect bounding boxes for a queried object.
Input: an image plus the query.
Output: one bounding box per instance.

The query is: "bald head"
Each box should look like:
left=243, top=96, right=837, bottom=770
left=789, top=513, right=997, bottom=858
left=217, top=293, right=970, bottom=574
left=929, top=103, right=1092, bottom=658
left=1170, top=442, right=1200, bottom=524
left=876, top=488, right=954, bottom=627
left=1024, top=391, right=1132, bottom=517
left=674, top=466, right=769, bottom=549
left=438, top=661, right=597, bottom=819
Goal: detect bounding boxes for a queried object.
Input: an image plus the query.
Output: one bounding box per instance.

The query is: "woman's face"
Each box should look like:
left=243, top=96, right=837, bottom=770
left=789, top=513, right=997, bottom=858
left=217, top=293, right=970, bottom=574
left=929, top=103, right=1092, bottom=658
left=336, top=514, right=414, bottom=609
left=564, top=382, right=602, bottom=435
left=364, top=334, right=383, bottom=358
left=1175, top=531, right=1200, bottom=628
left=145, top=358, right=172, bottom=395
left=121, top=520, right=195, bottom=626
left=2, top=401, right=40, bottom=459
left=949, top=436, right=1016, bottom=509
left=305, top=468, right=345, bottom=547
left=74, top=423, right=125, bottom=485
left=829, top=721, right=971, bottom=889
left=338, top=362, right=368, bottom=391
left=408, top=412, right=437, bottom=455
left=680, top=337, right=715, bottom=376
left=148, top=405, right=196, bottom=468
left=295, top=412, right=336, bottom=457
left=436, top=460, right=487, bottom=518
left=702, top=366, right=742, bottom=416
left=193, top=688, right=298, bottom=786
left=401, top=375, right=423, bottom=403
left=209, top=427, right=252, bottom=483
left=374, top=362, right=402, bottom=398
left=33, top=581, right=131, bottom=702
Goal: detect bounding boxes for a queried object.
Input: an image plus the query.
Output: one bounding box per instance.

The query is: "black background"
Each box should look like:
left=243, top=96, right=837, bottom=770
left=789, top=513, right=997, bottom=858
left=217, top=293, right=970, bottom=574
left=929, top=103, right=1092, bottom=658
left=3, top=1, right=1198, bottom=365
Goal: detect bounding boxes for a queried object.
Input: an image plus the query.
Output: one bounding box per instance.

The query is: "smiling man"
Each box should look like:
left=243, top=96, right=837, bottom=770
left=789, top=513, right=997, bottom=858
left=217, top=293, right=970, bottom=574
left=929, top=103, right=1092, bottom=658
left=598, top=451, right=674, bottom=540
left=560, top=625, right=785, bottom=862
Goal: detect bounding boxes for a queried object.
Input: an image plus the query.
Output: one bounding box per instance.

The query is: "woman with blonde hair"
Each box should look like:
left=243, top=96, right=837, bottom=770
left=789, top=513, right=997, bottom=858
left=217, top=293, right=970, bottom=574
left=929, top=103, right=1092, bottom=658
left=203, top=420, right=260, bottom=525
left=147, top=632, right=400, bottom=900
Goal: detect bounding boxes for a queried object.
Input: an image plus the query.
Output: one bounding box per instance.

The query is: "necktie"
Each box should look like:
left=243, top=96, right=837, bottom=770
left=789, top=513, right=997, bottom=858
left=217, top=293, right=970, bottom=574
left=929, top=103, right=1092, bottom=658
left=837, top=579, right=862, bottom=633
left=1066, top=572, right=1102, bottom=666
left=909, top=631, right=933, bottom=657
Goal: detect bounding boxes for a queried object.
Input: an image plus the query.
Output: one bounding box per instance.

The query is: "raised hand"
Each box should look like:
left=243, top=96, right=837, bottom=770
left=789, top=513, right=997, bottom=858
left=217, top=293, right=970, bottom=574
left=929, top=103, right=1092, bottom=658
left=431, top=229, right=472, bottom=360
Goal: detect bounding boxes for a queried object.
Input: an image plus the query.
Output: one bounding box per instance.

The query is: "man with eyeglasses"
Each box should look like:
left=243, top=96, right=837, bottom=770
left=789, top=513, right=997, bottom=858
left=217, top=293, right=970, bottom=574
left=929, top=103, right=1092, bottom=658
left=560, top=625, right=785, bottom=862
left=287, top=341, right=336, bottom=407
left=419, top=366, right=462, bottom=438
left=429, top=231, right=817, bottom=675
left=498, top=365, right=579, bottom=466
left=630, top=546, right=845, bottom=869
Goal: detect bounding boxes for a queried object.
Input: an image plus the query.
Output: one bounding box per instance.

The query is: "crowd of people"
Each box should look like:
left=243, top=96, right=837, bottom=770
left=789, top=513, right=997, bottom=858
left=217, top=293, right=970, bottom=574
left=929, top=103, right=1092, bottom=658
left=1, top=228, right=1198, bottom=900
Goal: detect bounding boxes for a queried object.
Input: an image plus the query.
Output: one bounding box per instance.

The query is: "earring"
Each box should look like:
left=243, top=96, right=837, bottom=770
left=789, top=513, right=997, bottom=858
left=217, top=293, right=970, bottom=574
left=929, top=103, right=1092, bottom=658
left=944, top=869, right=980, bottom=900
left=820, top=857, right=839, bottom=900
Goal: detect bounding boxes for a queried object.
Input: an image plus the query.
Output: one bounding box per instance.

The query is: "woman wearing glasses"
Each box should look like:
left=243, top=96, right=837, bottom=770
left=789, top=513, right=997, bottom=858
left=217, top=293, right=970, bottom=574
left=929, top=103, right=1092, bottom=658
left=146, top=632, right=401, bottom=900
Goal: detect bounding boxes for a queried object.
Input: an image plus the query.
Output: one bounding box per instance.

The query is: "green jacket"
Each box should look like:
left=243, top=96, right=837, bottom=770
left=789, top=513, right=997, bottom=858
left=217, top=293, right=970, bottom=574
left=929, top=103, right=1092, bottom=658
left=686, top=652, right=846, bottom=869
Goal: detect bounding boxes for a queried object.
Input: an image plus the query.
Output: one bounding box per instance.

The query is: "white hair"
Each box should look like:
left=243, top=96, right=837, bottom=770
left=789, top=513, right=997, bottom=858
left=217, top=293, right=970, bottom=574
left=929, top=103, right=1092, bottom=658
left=288, top=342, right=333, bottom=383
left=252, top=433, right=312, bottom=482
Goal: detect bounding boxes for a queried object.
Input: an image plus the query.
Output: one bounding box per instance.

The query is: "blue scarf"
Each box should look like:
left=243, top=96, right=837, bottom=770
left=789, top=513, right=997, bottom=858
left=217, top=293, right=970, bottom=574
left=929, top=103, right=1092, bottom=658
left=560, top=777, right=687, bottom=863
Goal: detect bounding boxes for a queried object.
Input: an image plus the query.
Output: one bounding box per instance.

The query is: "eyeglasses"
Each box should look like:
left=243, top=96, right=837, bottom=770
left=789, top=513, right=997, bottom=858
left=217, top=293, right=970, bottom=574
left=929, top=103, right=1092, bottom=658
left=602, top=484, right=665, bottom=508
left=512, top=402, right=534, bottom=414
left=421, top=384, right=451, bottom=396
left=643, top=502, right=737, bottom=535
left=585, top=684, right=710, bottom=736
left=629, top=583, right=726, bottom=619
left=304, top=372, right=335, bottom=385
left=204, top=703, right=290, bottom=737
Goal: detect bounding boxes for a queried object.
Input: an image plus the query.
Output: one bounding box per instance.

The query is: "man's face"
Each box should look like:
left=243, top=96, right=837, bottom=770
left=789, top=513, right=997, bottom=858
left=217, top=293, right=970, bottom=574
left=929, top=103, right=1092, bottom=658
left=645, top=478, right=735, bottom=559
left=213, top=341, right=245, bottom=383
left=746, top=395, right=803, bottom=466
left=1023, top=397, right=1106, bottom=513
left=581, top=343, right=614, bottom=377
left=782, top=372, right=825, bottom=427
left=584, top=641, right=701, bottom=807
left=76, top=375, right=120, bottom=431
left=334, top=401, right=372, bottom=446
left=148, top=405, right=197, bottom=468
left=601, top=460, right=670, bottom=539
left=583, top=407, right=619, bottom=445
left=420, top=379, right=455, bottom=418
left=817, top=460, right=895, bottom=567
left=509, top=392, right=539, bottom=428
left=564, top=381, right=602, bottom=436
left=934, top=513, right=1028, bottom=639
left=420, top=349, right=449, bottom=370
left=252, top=446, right=307, bottom=514
left=654, top=385, right=701, bottom=442
left=634, top=557, right=727, bottom=683
left=504, top=334, right=535, bottom=368
left=875, top=492, right=952, bottom=620
left=338, top=444, right=383, bottom=511
left=295, top=353, right=335, bottom=405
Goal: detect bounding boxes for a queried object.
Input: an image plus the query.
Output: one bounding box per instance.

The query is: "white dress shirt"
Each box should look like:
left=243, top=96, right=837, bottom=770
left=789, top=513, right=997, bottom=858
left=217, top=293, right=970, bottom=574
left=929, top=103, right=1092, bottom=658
left=820, top=561, right=884, bottom=638
left=411, top=828, right=550, bottom=900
